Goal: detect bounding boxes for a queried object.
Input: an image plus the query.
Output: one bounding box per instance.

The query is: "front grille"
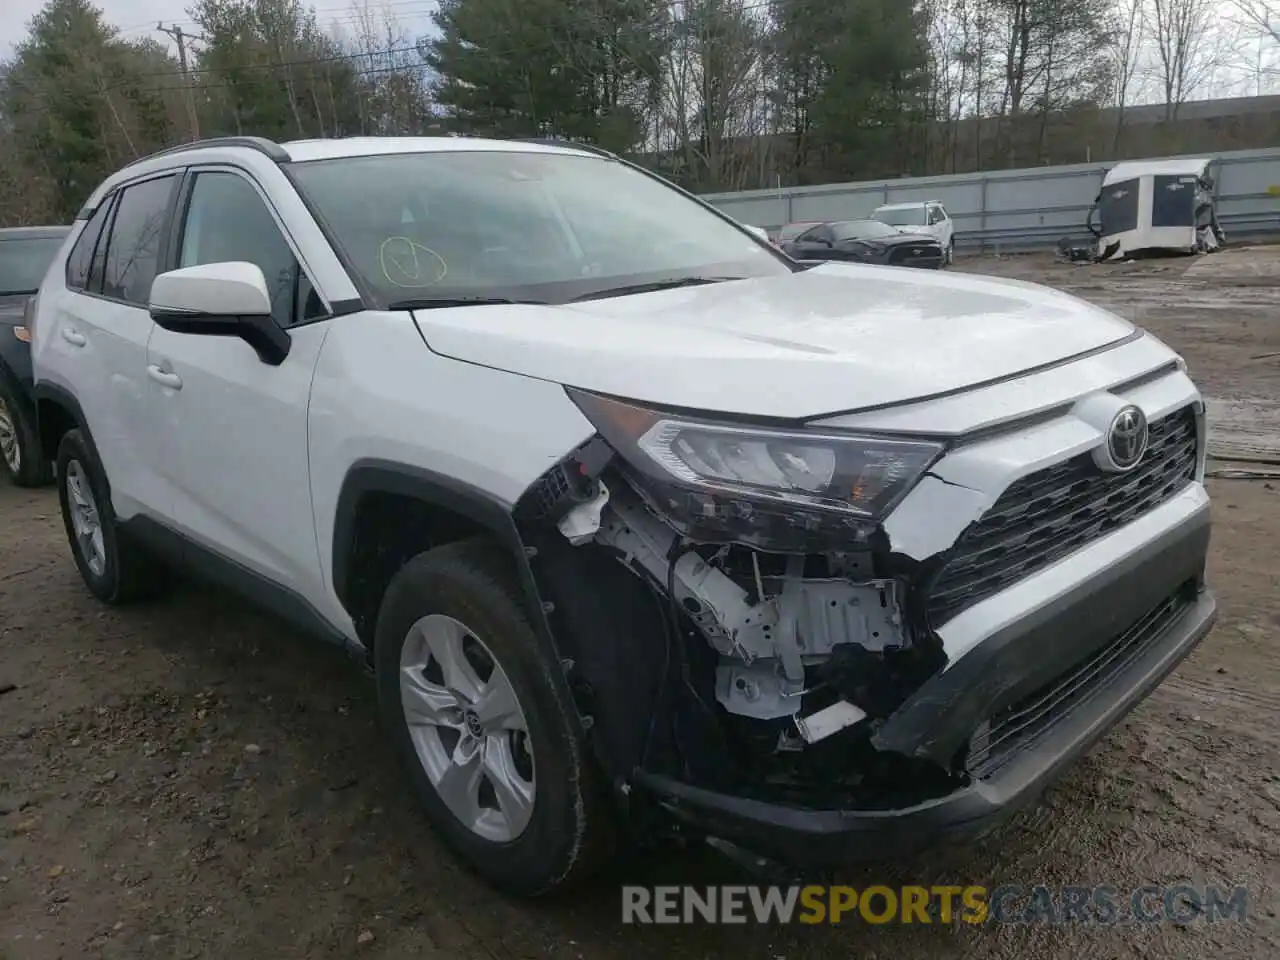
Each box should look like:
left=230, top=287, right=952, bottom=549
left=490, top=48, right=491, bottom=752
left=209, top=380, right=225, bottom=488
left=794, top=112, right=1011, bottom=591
left=927, top=405, right=1198, bottom=627
left=889, top=244, right=942, bottom=267
left=965, top=585, right=1193, bottom=779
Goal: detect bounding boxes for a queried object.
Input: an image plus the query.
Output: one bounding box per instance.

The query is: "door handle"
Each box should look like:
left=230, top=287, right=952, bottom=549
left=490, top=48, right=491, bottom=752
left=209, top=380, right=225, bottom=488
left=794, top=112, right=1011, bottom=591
left=61, top=328, right=86, bottom=347
left=146, top=364, right=183, bottom=390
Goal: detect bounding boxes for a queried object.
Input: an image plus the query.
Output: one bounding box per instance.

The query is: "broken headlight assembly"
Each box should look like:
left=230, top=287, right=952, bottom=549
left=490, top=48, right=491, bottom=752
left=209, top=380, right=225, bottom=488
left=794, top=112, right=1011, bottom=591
left=567, top=388, right=944, bottom=552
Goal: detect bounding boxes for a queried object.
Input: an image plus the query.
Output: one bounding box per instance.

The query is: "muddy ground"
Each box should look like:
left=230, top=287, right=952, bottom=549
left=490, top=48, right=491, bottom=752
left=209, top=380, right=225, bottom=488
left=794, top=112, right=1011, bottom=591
left=3, top=249, right=1280, bottom=959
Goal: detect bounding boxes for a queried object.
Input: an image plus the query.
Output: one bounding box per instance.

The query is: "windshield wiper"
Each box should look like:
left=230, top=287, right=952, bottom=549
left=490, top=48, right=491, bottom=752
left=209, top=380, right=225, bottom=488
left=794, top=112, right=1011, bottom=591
left=387, top=296, right=549, bottom=310
left=568, top=276, right=743, bottom=303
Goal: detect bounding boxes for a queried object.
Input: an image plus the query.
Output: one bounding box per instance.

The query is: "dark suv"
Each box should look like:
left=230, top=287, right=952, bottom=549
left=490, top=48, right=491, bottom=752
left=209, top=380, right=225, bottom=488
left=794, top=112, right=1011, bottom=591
left=0, top=226, right=70, bottom=486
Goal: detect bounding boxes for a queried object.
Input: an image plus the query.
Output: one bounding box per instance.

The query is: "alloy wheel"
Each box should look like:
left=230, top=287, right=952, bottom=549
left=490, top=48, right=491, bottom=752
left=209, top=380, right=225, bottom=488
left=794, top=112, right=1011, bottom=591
left=398, top=613, right=536, bottom=843
left=0, top=396, right=19, bottom=474
left=65, top=459, right=107, bottom=577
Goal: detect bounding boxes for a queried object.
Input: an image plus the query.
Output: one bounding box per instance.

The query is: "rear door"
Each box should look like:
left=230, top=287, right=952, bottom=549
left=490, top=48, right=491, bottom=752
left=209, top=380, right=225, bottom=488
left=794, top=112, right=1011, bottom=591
left=44, top=173, right=179, bottom=520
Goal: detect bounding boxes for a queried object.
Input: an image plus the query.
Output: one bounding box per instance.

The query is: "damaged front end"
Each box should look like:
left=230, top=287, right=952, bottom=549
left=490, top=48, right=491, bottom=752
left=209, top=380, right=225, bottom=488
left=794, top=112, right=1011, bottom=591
left=512, top=386, right=1217, bottom=866
left=513, top=390, right=967, bottom=831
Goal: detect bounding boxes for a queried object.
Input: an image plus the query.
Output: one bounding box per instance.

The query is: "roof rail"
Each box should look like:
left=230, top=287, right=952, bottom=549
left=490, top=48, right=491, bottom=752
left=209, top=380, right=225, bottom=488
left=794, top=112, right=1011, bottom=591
left=517, top=137, right=616, bottom=159
left=131, top=136, right=291, bottom=167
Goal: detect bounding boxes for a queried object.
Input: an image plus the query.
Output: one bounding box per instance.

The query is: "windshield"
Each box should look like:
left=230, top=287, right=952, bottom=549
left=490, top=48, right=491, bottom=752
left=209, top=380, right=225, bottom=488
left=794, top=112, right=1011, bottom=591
left=289, top=150, right=793, bottom=306
left=778, top=222, right=818, bottom=242
left=832, top=220, right=900, bottom=241
left=0, top=236, right=65, bottom=295
left=873, top=207, right=927, bottom=227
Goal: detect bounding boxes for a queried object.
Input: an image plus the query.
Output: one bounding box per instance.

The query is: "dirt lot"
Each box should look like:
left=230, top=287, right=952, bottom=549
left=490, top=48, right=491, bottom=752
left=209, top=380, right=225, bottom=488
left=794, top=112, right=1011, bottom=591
left=3, top=249, right=1280, bottom=959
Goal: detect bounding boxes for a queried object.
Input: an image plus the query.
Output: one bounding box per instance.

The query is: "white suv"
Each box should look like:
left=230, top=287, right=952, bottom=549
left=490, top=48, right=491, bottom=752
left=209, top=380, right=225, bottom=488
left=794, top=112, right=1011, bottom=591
left=872, top=200, right=955, bottom=264
left=30, top=136, right=1216, bottom=896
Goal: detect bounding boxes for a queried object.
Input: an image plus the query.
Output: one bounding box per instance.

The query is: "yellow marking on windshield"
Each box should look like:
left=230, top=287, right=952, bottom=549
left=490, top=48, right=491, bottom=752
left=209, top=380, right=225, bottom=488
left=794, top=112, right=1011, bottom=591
left=379, top=237, right=448, bottom=288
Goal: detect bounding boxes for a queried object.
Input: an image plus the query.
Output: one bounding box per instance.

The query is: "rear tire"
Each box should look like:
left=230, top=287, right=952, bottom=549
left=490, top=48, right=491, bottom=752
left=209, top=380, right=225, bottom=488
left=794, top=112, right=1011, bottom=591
left=0, top=376, right=51, bottom=488
left=55, top=428, right=162, bottom=604
left=374, top=537, right=614, bottom=896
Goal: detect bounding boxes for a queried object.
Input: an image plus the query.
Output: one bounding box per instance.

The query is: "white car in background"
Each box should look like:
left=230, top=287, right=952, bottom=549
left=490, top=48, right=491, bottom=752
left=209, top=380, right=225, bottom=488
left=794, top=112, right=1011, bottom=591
left=872, top=200, right=955, bottom=265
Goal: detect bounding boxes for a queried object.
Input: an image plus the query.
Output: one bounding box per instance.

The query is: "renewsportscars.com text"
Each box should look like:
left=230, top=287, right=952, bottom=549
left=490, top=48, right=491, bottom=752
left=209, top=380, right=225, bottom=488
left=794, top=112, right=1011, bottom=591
left=621, top=884, right=1249, bottom=925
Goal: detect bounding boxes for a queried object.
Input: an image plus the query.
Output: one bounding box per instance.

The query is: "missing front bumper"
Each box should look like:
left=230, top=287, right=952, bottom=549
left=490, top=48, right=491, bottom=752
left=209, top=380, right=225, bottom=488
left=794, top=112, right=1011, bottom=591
left=632, top=585, right=1216, bottom=867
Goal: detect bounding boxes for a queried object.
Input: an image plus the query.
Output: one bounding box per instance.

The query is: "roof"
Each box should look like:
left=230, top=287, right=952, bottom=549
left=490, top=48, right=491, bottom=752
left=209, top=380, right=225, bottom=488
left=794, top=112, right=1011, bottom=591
left=278, top=136, right=602, bottom=163
left=873, top=200, right=942, bottom=209
left=1104, top=157, right=1211, bottom=184
left=0, top=225, right=71, bottom=239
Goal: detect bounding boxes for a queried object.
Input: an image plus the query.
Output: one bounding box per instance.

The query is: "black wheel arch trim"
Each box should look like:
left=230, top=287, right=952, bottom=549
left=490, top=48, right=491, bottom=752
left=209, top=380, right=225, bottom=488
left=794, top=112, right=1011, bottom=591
left=32, top=382, right=103, bottom=480
left=331, top=460, right=527, bottom=607
left=331, top=459, right=573, bottom=695
left=0, top=354, right=33, bottom=410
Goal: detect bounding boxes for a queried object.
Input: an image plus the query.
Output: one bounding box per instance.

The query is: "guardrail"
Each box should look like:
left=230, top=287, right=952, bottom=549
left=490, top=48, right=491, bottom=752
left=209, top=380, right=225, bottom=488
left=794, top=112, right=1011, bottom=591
left=703, top=147, right=1280, bottom=253
left=954, top=209, right=1280, bottom=254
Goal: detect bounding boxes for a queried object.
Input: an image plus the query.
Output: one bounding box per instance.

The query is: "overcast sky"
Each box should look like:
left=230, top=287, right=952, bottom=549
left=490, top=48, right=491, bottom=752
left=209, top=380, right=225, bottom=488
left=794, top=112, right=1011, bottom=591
left=0, top=0, right=439, bottom=61
left=2, top=0, right=1272, bottom=101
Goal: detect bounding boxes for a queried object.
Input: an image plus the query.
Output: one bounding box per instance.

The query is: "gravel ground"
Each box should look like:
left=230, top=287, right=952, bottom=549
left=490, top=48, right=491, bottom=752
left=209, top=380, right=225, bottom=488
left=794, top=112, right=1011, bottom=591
left=2, top=248, right=1280, bottom=959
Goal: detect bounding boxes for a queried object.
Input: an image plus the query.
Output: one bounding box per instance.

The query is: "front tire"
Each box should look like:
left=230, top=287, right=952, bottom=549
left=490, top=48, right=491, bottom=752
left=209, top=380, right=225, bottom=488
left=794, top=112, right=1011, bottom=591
left=0, top=376, right=51, bottom=488
left=373, top=538, right=613, bottom=896
left=55, top=428, right=160, bottom=603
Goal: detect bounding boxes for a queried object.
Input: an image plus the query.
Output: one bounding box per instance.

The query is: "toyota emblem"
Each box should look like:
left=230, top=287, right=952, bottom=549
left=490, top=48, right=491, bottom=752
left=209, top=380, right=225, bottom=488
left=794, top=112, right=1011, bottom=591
left=1105, top=405, right=1149, bottom=471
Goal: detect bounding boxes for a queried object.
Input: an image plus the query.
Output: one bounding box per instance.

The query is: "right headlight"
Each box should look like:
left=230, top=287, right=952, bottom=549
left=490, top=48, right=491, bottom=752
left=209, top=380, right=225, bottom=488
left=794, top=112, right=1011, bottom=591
left=568, top=389, right=944, bottom=550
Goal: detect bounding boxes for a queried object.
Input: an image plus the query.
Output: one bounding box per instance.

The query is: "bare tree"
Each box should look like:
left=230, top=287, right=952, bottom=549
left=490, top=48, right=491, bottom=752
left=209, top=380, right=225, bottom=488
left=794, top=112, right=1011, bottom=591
left=1228, top=0, right=1280, bottom=93
left=1110, top=0, right=1146, bottom=152
left=1232, top=0, right=1280, bottom=44
left=1147, top=0, right=1220, bottom=120
left=924, top=0, right=966, bottom=172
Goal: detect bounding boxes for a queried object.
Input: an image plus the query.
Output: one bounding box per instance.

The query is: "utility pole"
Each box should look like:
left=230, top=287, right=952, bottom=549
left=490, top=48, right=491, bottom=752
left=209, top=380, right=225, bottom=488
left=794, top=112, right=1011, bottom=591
left=157, top=22, right=201, bottom=140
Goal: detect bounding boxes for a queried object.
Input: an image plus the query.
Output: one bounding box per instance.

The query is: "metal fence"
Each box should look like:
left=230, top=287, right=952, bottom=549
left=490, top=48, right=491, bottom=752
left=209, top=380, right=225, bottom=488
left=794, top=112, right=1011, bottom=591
left=702, top=147, right=1280, bottom=253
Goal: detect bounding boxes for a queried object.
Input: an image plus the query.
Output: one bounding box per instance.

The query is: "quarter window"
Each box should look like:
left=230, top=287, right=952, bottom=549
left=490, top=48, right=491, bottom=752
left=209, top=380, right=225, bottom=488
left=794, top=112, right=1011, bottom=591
left=101, top=176, right=176, bottom=304
left=87, top=196, right=118, bottom=294
left=65, top=199, right=115, bottom=290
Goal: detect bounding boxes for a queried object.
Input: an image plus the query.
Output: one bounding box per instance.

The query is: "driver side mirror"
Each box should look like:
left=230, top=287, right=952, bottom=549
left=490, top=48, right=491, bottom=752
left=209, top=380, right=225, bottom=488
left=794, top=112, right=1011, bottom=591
left=149, top=262, right=291, bottom=366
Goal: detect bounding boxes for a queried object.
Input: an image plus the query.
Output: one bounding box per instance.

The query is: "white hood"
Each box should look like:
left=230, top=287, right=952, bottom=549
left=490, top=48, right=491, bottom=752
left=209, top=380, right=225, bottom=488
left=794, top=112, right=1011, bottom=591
left=411, top=262, right=1137, bottom=420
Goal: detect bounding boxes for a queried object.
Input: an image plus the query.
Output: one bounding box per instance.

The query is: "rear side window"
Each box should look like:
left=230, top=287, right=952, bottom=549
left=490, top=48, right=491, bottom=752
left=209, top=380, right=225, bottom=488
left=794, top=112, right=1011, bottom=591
left=65, top=200, right=115, bottom=290
left=101, top=175, right=176, bottom=305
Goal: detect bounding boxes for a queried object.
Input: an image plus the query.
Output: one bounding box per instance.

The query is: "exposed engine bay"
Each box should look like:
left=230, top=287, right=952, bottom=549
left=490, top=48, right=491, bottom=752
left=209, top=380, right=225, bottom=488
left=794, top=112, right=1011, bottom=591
left=582, top=481, right=905, bottom=736
left=514, top=428, right=957, bottom=811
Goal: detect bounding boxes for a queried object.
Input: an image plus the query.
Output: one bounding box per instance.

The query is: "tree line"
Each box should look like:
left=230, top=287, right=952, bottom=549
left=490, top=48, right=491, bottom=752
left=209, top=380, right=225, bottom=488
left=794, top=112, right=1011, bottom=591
left=0, top=0, right=1273, bottom=227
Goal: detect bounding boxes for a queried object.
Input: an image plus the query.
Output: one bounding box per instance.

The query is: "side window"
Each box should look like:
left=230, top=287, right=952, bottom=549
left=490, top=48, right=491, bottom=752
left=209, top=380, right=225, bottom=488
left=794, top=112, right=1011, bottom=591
left=102, top=176, right=176, bottom=304
left=87, top=197, right=118, bottom=294
left=178, top=171, right=322, bottom=328
left=65, top=198, right=115, bottom=290
left=797, top=225, right=830, bottom=244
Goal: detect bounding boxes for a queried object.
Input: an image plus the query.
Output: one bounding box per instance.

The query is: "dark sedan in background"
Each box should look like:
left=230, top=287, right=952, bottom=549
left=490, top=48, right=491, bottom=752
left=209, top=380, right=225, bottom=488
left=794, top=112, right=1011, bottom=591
left=1, top=225, right=69, bottom=486
left=780, top=218, right=944, bottom=269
